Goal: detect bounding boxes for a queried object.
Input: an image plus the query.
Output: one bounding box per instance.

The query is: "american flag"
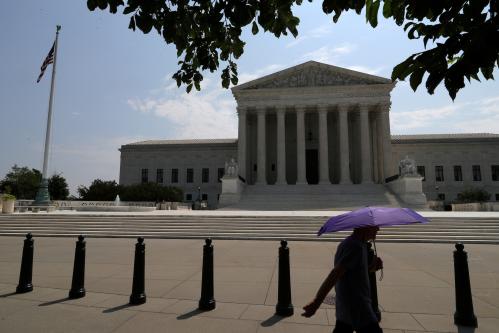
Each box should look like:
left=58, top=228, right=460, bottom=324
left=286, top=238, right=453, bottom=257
left=36, top=42, right=55, bottom=83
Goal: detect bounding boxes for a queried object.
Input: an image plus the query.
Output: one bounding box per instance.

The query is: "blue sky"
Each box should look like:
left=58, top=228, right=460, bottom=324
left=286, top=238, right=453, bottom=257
left=1, top=1, right=498, bottom=195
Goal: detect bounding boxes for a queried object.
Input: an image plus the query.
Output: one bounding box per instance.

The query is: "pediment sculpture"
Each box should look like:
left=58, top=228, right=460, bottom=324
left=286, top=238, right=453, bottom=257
left=252, top=67, right=373, bottom=89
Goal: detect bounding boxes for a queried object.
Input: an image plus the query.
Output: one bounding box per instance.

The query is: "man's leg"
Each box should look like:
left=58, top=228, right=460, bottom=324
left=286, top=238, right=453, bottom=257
left=356, top=321, right=383, bottom=333
left=332, top=320, right=354, bottom=333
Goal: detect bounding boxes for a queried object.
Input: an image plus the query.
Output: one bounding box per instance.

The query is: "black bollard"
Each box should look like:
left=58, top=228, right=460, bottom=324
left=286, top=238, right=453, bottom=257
left=69, top=235, right=86, bottom=299
left=199, top=238, right=216, bottom=310
left=275, top=240, right=293, bottom=317
left=367, top=242, right=381, bottom=322
left=129, top=237, right=146, bottom=305
left=453, top=243, right=478, bottom=327
left=16, top=233, right=34, bottom=293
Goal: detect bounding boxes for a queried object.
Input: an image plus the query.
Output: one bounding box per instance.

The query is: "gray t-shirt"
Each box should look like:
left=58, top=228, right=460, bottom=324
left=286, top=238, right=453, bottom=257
left=334, top=236, right=377, bottom=329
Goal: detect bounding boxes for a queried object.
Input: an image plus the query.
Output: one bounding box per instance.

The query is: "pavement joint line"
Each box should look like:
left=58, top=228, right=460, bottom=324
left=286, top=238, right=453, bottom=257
left=263, top=256, right=278, bottom=306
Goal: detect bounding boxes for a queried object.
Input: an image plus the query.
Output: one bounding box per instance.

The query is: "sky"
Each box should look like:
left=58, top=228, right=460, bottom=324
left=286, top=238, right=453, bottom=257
left=1, top=1, right=498, bottom=195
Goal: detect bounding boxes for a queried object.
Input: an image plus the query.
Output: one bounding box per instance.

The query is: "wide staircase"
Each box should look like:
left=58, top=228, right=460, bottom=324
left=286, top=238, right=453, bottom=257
left=0, top=214, right=498, bottom=244
left=223, top=184, right=402, bottom=210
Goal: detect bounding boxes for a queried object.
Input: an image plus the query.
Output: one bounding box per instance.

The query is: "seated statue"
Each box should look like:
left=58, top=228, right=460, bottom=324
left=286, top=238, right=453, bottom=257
left=224, top=157, right=239, bottom=178
left=399, top=155, right=418, bottom=177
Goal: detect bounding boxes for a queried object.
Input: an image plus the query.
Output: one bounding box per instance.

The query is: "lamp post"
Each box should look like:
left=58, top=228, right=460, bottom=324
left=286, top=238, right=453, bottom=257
left=197, top=186, right=201, bottom=203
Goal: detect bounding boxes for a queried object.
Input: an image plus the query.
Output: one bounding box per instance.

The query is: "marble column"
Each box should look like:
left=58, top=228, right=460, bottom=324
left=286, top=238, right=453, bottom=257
left=359, top=105, right=373, bottom=183
left=318, top=106, right=329, bottom=184
left=256, top=108, right=267, bottom=184
left=237, top=106, right=247, bottom=182
left=380, top=108, right=393, bottom=181
left=276, top=107, right=287, bottom=185
left=338, top=105, right=351, bottom=184
left=296, top=107, right=307, bottom=184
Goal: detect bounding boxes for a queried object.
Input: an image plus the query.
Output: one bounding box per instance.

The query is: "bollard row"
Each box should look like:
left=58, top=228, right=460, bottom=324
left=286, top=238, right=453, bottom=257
left=13, top=234, right=405, bottom=320
left=13, top=234, right=297, bottom=315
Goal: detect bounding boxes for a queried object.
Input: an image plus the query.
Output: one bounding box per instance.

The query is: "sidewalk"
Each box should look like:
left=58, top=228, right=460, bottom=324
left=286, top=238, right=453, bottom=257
left=0, top=236, right=497, bottom=332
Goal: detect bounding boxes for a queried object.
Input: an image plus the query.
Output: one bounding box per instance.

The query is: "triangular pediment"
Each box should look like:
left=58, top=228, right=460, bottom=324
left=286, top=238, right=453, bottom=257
left=233, top=61, right=391, bottom=91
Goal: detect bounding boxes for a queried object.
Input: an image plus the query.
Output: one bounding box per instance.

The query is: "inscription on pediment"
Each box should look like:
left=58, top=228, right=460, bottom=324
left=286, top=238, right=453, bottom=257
left=251, top=67, right=373, bottom=89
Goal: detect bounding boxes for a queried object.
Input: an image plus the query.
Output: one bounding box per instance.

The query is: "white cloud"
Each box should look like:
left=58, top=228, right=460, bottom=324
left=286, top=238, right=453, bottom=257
left=286, top=24, right=333, bottom=48
left=391, top=104, right=460, bottom=132
left=238, top=64, right=286, bottom=85
left=299, top=43, right=356, bottom=63
left=128, top=76, right=238, bottom=139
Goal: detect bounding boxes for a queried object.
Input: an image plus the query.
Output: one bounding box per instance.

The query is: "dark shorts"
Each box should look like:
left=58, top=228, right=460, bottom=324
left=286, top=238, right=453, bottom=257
left=332, top=320, right=383, bottom=333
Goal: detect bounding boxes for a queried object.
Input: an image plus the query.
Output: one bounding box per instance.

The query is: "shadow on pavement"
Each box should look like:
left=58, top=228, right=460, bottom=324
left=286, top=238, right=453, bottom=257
left=103, top=303, right=132, bottom=313
left=0, top=291, right=17, bottom=298
left=39, top=297, right=70, bottom=306
left=261, top=314, right=285, bottom=327
left=177, top=309, right=203, bottom=320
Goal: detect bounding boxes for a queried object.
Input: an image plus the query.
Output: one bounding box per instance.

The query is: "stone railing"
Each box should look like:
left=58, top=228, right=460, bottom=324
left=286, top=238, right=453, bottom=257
left=451, top=202, right=499, bottom=212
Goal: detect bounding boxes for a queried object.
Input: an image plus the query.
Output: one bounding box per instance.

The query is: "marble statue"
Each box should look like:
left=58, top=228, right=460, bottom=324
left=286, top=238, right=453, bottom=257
left=399, top=155, right=418, bottom=177
left=224, top=158, right=239, bottom=178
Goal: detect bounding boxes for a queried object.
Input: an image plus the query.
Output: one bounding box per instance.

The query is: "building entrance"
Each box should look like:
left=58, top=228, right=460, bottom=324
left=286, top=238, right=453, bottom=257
left=306, top=149, right=319, bottom=184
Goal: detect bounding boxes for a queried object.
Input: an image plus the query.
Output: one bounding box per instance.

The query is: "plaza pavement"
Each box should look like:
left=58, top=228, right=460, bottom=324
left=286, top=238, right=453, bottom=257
left=0, top=235, right=498, bottom=332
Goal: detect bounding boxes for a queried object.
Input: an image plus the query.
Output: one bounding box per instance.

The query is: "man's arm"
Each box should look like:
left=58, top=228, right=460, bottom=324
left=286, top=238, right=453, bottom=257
left=302, top=264, right=346, bottom=318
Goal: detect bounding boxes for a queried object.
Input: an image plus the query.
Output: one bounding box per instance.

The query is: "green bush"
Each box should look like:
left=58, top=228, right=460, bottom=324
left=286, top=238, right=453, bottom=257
left=1, top=194, right=16, bottom=201
left=77, top=179, right=183, bottom=202
left=456, top=188, right=491, bottom=203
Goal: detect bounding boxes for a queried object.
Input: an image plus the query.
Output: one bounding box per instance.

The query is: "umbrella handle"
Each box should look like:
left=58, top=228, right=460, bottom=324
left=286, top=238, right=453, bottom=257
left=372, top=240, right=384, bottom=281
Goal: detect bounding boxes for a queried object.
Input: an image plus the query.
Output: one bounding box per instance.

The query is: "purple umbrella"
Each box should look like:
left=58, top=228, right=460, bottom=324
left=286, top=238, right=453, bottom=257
left=318, top=207, right=429, bottom=236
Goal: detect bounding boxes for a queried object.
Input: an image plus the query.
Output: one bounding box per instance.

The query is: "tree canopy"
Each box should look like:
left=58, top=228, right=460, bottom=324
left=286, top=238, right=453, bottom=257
left=87, top=0, right=498, bottom=99
left=77, top=179, right=183, bottom=202
left=0, top=165, right=69, bottom=200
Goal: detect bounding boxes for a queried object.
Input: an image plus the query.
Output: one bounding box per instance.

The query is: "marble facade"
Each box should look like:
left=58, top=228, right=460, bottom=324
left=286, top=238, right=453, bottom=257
left=119, top=62, right=499, bottom=209
left=233, top=61, right=395, bottom=186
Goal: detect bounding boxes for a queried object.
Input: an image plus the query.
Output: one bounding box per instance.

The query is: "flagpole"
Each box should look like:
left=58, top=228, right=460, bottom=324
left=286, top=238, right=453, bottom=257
left=34, top=25, right=61, bottom=205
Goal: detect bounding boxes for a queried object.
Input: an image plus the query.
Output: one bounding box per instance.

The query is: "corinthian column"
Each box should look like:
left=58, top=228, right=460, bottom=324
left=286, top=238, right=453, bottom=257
left=380, top=107, right=393, bottom=181
left=296, top=107, right=307, bottom=184
left=318, top=106, right=329, bottom=184
left=338, top=105, right=351, bottom=184
left=359, top=105, right=373, bottom=183
left=237, top=106, right=247, bottom=182
left=276, top=107, right=287, bottom=185
left=256, top=108, right=267, bottom=184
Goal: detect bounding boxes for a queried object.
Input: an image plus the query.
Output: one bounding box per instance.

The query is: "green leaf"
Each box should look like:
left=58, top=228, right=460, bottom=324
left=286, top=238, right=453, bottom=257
left=252, top=21, right=259, bottom=35
left=382, top=0, right=392, bottom=18
left=186, top=84, right=193, bottom=93
left=409, top=68, right=424, bottom=91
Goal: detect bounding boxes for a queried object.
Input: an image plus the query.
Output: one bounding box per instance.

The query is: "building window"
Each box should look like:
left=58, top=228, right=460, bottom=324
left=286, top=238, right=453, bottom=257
left=472, top=165, right=481, bottom=181
left=435, top=166, right=444, bottom=182
left=218, top=168, right=225, bottom=182
left=171, top=169, right=179, bottom=183
left=141, top=168, right=148, bottom=184
left=217, top=194, right=220, bottom=201
left=202, top=194, right=208, bottom=201
left=453, top=166, right=463, bottom=181
left=253, top=164, right=257, bottom=171
left=202, top=168, right=209, bottom=183
left=417, top=166, right=425, bottom=181
left=271, top=164, right=276, bottom=171
left=186, top=193, right=192, bottom=201
left=437, top=193, right=446, bottom=201
left=492, top=165, right=499, bottom=181
left=496, top=194, right=499, bottom=201
left=186, top=168, right=194, bottom=183
left=156, top=169, right=164, bottom=183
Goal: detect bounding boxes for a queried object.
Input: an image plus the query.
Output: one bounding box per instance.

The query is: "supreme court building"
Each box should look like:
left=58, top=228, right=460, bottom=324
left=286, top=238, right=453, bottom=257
left=119, top=62, right=499, bottom=209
